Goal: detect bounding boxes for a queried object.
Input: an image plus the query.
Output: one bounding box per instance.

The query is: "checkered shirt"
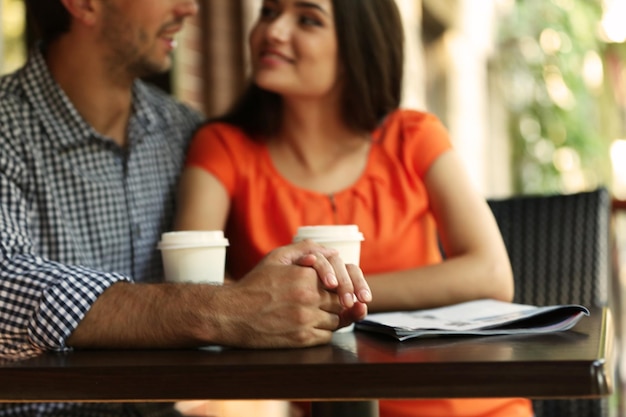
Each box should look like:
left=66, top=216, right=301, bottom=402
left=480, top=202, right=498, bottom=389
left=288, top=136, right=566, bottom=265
left=0, top=47, right=203, bottom=416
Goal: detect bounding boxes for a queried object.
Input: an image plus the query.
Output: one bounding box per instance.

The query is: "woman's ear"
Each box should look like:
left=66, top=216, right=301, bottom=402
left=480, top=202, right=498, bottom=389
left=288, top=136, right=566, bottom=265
left=59, top=0, right=99, bottom=26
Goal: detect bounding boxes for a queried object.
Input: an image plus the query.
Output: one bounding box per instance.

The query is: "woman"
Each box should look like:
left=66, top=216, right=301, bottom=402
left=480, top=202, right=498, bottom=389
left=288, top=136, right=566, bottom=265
left=175, top=0, right=532, bottom=416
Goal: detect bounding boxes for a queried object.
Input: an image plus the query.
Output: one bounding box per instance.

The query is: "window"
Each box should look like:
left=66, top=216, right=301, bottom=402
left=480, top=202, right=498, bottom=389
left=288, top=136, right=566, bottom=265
left=1, top=0, right=26, bottom=75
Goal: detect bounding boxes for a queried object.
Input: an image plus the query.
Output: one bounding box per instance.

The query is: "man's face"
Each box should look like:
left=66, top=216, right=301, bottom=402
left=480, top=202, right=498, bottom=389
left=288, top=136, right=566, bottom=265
left=98, top=0, right=198, bottom=79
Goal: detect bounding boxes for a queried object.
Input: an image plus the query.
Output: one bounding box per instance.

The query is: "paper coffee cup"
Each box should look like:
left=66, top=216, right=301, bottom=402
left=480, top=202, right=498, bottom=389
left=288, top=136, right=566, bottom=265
left=158, top=231, right=229, bottom=284
left=293, top=225, right=364, bottom=265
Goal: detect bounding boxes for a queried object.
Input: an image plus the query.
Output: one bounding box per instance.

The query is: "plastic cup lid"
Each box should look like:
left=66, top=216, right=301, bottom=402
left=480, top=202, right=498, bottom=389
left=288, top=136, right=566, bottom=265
left=293, top=225, right=364, bottom=243
left=158, top=230, right=229, bottom=250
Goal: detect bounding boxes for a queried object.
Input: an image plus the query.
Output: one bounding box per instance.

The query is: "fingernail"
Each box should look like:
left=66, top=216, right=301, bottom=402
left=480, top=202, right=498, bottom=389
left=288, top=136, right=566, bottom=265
left=343, top=293, right=355, bottom=308
left=359, top=289, right=372, bottom=302
left=327, top=273, right=338, bottom=286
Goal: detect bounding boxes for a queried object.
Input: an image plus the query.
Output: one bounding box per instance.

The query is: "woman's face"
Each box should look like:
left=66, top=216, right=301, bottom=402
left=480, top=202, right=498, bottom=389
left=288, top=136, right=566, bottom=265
left=249, top=0, right=341, bottom=100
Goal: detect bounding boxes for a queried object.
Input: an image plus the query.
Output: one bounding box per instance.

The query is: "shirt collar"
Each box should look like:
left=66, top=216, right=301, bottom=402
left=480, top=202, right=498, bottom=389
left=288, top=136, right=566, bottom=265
left=129, top=81, right=161, bottom=142
left=20, top=46, right=96, bottom=150
left=20, top=46, right=161, bottom=151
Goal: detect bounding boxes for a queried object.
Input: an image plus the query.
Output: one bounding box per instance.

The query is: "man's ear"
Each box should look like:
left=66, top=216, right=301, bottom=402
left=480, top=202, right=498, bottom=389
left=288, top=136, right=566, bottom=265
left=59, top=0, right=100, bottom=26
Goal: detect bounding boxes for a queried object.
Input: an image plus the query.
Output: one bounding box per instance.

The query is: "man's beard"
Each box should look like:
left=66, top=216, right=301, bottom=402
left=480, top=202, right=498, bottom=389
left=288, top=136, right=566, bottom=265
left=100, top=5, right=171, bottom=80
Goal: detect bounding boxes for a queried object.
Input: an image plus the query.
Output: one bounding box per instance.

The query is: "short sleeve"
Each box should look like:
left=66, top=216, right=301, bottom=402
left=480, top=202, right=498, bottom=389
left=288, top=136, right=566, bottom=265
left=185, top=123, right=243, bottom=197
left=377, top=110, right=453, bottom=179
left=410, top=112, right=452, bottom=178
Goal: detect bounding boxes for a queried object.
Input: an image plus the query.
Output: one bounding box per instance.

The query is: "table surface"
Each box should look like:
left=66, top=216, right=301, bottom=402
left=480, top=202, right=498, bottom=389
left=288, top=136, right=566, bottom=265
left=0, top=307, right=615, bottom=403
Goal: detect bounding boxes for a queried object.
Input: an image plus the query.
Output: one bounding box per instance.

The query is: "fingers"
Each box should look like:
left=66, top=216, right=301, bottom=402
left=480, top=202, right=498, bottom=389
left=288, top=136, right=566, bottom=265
left=325, top=254, right=356, bottom=308
left=338, top=302, right=368, bottom=328
left=318, top=286, right=344, bottom=315
left=316, top=311, right=341, bottom=332
left=292, top=244, right=372, bottom=309
left=233, top=262, right=345, bottom=347
left=318, top=257, right=372, bottom=308
left=318, top=283, right=368, bottom=332
left=266, top=239, right=338, bottom=266
left=259, top=240, right=372, bottom=338
left=296, top=252, right=339, bottom=289
left=345, top=264, right=372, bottom=303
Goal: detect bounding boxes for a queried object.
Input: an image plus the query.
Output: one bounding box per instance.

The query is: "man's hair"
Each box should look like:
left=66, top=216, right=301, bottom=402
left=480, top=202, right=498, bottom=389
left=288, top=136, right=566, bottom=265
left=216, top=0, right=405, bottom=137
left=25, top=0, right=72, bottom=44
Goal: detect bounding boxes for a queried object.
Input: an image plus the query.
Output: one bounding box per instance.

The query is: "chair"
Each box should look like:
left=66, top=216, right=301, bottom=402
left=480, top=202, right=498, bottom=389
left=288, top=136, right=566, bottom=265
left=487, top=188, right=615, bottom=417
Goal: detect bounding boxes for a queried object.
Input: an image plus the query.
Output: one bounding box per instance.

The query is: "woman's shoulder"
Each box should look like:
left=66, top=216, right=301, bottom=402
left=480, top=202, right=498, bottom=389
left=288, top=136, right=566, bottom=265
left=186, top=121, right=265, bottom=170
left=381, top=109, right=443, bottom=131
left=375, top=109, right=449, bottom=145
left=195, top=121, right=250, bottom=140
left=374, top=109, right=452, bottom=176
left=193, top=121, right=263, bottom=151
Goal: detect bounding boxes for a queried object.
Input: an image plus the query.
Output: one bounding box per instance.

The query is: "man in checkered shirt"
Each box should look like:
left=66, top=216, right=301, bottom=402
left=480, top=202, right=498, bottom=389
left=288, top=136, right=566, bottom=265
left=0, top=0, right=371, bottom=415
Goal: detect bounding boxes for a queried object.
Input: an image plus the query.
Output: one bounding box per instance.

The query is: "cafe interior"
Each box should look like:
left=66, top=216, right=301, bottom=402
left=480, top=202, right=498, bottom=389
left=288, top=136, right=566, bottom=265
left=2, top=0, right=626, bottom=416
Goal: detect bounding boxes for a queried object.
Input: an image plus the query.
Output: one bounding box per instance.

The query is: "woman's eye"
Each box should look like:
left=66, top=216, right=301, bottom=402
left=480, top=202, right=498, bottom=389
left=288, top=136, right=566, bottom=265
left=300, top=16, right=322, bottom=27
left=259, top=6, right=278, bottom=20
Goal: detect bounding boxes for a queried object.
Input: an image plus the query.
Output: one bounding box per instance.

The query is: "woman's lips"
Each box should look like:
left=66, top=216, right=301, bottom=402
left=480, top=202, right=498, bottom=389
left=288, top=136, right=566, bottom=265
left=260, top=49, right=295, bottom=64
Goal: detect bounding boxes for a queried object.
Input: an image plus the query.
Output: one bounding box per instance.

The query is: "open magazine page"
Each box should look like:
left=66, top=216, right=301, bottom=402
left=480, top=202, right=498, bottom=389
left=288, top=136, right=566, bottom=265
left=356, top=299, right=590, bottom=341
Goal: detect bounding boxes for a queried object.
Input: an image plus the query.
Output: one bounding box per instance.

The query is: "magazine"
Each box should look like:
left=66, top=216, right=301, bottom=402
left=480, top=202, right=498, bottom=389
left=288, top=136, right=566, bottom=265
left=355, top=298, right=590, bottom=341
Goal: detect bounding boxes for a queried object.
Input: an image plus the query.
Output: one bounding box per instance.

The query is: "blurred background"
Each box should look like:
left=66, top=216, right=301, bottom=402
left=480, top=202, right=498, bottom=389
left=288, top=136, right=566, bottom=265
left=3, top=0, right=625, bottom=199
left=2, top=0, right=626, bottom=199
left=3, top=0, right=626, bottom=415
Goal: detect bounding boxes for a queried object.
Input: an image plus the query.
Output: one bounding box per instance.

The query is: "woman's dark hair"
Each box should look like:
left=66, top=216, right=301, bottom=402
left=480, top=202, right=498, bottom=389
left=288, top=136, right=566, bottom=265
left=217, top=0, right=405, bottom=138
left=25, top=0, right=72, bottom=44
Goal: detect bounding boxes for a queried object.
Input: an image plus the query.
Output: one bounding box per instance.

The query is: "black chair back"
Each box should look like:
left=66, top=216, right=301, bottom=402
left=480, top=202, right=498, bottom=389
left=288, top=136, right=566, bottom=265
left=487, top=188, right=613, bottom=417
left=488, top=188, right=611, bottom=308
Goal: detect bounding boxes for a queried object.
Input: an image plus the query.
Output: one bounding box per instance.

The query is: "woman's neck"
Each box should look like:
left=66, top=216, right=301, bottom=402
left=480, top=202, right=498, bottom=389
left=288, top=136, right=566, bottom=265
left=280, top=95, right=357, bottom=142
left=268, top=97, right=371, bottom=193
left=278, top=99, right=357, bottom=164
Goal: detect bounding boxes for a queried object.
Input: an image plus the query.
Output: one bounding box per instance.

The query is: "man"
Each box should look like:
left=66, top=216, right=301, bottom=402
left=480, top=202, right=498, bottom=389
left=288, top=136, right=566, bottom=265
left=0, top=0, right=371, bottom=415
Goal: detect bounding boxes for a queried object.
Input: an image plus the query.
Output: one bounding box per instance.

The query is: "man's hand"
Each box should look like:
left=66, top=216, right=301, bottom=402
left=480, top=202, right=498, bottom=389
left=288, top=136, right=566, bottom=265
left=273, top=240, right=370, bottom=330
left=205, top=241, right=370, bottom=348
left=275, top=240, right=372, bottom=307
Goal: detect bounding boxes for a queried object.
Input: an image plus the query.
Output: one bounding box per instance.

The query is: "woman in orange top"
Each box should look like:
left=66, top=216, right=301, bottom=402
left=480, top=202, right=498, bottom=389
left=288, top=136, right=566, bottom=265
left=175, top=0, right=532, bottom=416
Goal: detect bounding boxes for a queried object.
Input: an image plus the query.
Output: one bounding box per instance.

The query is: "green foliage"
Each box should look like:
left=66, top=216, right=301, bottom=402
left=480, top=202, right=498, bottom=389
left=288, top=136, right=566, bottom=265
left=495, top=0, right=621, bottom=194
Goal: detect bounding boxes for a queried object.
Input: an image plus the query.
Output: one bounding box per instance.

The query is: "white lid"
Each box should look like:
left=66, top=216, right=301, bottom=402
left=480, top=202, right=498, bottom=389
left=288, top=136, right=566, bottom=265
left=158, top=230, right=229, bottom=250
left=293, top=225, right=364, bottom=243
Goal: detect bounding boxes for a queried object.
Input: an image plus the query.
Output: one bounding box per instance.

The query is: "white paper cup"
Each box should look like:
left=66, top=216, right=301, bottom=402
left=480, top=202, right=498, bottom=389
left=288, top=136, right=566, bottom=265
left=293, top=225, right=364, bottom=333
left=158, top=231, right=229, bottom=284
left=292, top=225, right=364, bottom=265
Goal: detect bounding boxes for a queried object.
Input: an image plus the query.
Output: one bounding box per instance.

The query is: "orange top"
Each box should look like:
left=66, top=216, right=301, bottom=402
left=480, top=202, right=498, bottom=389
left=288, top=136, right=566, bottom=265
left=185, top=109, right=533, bottom=417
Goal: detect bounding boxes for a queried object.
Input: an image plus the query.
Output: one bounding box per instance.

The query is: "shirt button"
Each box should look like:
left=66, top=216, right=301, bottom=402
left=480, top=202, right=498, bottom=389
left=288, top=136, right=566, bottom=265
left=133, top=223, right=142, bottom=239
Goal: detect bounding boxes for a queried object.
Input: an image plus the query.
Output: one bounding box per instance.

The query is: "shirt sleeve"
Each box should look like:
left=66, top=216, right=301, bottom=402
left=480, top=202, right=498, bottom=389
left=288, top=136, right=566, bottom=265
left=0, top=130, right=129, bottom=360
left=184, top=123, right=241, bottom=197
left=396, top=110, right=454, bottom=179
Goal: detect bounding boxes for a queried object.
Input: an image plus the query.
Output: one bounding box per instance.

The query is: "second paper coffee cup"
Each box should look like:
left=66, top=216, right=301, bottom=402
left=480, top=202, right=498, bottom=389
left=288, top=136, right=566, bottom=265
left=292, top=225, right=364, bottom=265
left=158, top=231, right=229, bottom=284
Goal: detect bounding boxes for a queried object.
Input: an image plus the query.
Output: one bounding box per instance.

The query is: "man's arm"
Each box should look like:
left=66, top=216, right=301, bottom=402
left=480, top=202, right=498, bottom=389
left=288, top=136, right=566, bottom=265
left=0, top=129, right=131, bottom=358
left=0, top=252, right=129, bottom=358
left=67, top=241, right=368, bottom=349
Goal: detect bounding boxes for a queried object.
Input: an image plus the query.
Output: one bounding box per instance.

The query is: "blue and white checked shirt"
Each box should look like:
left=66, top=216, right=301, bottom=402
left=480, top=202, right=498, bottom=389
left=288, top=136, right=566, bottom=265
left=0, top=47, right=203, bottom=416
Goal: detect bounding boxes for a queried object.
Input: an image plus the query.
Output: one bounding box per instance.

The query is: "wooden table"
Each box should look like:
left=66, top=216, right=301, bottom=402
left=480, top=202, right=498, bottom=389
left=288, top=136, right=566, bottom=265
left=0, top=307, right=615, bottom=417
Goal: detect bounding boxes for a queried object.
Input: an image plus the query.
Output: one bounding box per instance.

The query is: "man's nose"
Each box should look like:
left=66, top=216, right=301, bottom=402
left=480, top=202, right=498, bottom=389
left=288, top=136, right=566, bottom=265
left=174, top=0, right=199, bottom=19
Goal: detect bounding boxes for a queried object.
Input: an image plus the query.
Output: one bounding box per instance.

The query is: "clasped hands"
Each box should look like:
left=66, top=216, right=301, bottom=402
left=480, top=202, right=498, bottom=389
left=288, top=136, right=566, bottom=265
left=219, top=239, right=371, bottom=348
